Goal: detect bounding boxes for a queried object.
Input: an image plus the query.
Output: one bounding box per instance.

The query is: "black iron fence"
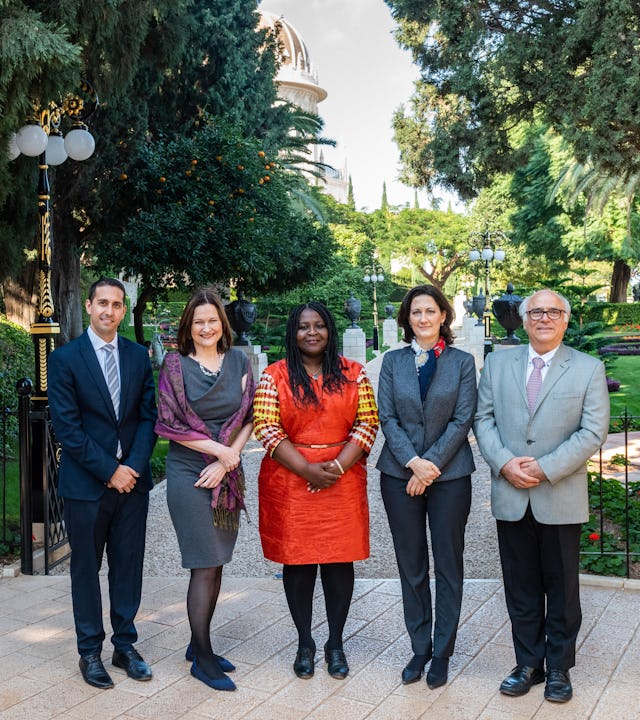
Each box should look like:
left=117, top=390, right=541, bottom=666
left=581, top=410, right=639, bottom=579
left=1, top=402, right=19, bottom=555
left=16, top=378, right=69, bottom=574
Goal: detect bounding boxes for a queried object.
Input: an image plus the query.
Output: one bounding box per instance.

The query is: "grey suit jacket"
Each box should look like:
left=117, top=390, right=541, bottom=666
left=474, top=343, right=609, bottom=524
left=376, top=344, right=477, bottom=481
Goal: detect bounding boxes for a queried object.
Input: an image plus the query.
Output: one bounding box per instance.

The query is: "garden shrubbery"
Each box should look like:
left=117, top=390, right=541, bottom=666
left=0, top=316, right=34, bottom=449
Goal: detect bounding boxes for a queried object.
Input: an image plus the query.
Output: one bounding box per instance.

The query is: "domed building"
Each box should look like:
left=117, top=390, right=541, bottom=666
left=258, top=10, right=349, bottom=203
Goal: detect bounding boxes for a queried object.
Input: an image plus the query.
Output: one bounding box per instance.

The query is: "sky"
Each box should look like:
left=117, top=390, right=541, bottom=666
left=259, top=0, right=448, bottom=212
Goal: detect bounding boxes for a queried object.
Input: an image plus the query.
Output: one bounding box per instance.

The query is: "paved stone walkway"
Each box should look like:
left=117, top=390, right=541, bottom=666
left=0, top=573, right=638, bottom=719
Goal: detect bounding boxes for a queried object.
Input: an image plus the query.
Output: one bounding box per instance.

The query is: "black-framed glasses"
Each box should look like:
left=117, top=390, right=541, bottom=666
left=526, top=308, right=565, bottom=320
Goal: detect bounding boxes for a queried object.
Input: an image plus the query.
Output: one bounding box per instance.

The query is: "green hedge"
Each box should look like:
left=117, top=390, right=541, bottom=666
left=580, top=303, right=640, bottom=326
left=0, top=316, right=34, bottom=448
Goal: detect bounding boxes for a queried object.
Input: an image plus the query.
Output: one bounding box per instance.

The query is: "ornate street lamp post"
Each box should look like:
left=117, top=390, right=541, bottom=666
left=9, top=81, right=98, bottom=403
left=9, top=82, right=97, bottom=573
left=364, top=262, right=384, bottom=352
left=469, top=231, right=506, bottom=354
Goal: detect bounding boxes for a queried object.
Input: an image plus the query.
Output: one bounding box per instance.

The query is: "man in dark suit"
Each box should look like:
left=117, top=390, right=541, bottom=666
left=48, top=277, right=157, bottom=689
left=474, top=289, right=609, bottom=704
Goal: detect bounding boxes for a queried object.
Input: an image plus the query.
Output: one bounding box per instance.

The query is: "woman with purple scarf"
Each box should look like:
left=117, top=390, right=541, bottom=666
left=155, top=288, right=254, bottom=692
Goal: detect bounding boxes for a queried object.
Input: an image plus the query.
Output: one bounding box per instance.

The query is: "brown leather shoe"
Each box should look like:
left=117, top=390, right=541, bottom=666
left=499, top=665, right=545, bottom=696
left=544, top=669, right=572, bottom=703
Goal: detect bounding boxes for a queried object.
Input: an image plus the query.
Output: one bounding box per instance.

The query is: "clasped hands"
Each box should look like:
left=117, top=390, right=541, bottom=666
left=406, top=457, right=441, bottom=496
left=196, top=445, right=240, bottom=489
left=107, top=464, right=139, bottom=493
left=500, top=456, right=547, bottom=489
left=305, top=460, right=342, bottom=493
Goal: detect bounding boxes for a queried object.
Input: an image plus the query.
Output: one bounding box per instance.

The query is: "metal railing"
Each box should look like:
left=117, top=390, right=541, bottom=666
left=581, top=409, right=639, bottom=579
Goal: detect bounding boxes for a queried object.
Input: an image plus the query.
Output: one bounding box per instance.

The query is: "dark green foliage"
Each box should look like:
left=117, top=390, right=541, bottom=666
left=386, top=1, right=640, bottom=198
left=0, top=315, right=34, bottom=446
left=580, top=473, right=640, bottom=577
left=95, top=119, right=334, bottom=327
left=582, top=303, right=640, bottom=327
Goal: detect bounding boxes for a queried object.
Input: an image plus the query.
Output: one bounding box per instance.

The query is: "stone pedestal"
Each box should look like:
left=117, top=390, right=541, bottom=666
left=342, top=327, right=366, bottom=366
left=382, top=317, right=399, bottom=349
left=452, top=291, right=466, bottom=328
left=461, top=316, right=477, bottom=341
left=236, top=344, right=268, bottom=383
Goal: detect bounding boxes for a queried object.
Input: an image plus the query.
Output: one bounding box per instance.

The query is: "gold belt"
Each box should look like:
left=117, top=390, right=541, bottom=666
left=293, top=441, right=346, bottom=449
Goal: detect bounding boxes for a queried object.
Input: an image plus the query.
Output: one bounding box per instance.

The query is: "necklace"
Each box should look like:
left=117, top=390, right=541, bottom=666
left=192, top=353, right=224, bottom=377
left=304, top=364, right=323, bottom=380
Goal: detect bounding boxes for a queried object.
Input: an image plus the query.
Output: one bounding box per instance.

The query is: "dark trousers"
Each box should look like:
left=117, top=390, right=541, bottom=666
left=497, top=504, right=582, bottom=671
left=64, top=488, right=149, bottom=656
left=381, top=473, right=471, bottom=658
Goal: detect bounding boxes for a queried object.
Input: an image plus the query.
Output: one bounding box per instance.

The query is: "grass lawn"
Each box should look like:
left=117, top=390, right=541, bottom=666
left=607, top=355, right=640, bottom=419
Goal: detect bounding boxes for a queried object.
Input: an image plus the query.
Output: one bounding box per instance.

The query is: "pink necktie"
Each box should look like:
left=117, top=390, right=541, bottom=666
left=526, top=356, right=545, bottom=414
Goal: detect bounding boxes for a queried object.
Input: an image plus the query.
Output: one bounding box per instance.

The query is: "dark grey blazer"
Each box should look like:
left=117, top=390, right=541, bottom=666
left=376, top=344, right=477, bottom=481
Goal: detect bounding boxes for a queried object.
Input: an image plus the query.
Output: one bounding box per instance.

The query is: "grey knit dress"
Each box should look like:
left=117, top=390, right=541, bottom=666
left=165, top=349, right=248, bottom=569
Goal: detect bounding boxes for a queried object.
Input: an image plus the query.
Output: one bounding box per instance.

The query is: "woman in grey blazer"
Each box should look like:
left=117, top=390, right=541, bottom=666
left=377, top=285, right=477, bottom=690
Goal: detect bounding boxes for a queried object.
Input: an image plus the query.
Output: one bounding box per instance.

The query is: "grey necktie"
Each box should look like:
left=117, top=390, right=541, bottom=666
left=526, top=356, right=545, bottom=414
left=103, top=344, right=120, bottom=418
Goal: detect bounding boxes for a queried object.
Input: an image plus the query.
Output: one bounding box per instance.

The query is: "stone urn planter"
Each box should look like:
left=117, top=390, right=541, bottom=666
left=492, top=283, right=523, bottom=344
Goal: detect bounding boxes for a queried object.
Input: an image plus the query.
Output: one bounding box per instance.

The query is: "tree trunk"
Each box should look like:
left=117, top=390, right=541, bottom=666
left=2, top=268, right=36, bottom=330
left=133, top=285, right=154, bottom=344
left=609, top=259, right=631, bottom=302
left=51, top=223, right=83, bottom=346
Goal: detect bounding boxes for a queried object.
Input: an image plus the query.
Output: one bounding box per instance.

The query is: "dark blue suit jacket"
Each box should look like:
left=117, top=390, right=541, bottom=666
left=48, top=331, right=157, bottom=500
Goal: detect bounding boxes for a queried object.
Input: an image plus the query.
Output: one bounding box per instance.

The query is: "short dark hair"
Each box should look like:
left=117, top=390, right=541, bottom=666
left=176, top=287, right=233, bottom=356
left=88, top=277, right=126, bottom=302
left=397, top=284, right=455, bottom=345
left=285, top=301, right=346, bottom=405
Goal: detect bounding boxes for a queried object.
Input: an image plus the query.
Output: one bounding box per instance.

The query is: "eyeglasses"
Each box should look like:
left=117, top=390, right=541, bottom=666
left=526, top=308, right=565, bottom=320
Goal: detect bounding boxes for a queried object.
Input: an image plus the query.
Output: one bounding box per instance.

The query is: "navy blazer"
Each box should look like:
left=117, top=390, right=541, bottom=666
left=376, top=344, right=477, bottom=481
left=48, top=331, right=157, bottom=501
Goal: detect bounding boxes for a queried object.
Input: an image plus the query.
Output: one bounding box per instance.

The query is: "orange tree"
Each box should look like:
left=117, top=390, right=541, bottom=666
left=94, top=119, right=334, bottom=342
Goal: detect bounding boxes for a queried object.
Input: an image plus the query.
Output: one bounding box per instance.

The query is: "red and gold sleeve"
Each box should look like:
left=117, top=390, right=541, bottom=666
left=253, top=371, right=288, bottom=456
left=347, top=368, right=379, bottom=453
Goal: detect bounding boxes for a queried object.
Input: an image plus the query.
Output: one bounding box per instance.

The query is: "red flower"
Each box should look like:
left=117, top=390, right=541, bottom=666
left=588, top=532, right=600, bottom=541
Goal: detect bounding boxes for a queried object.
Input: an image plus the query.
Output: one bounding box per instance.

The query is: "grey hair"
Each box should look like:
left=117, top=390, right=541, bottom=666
left=519, top=290, right=571, bottom=320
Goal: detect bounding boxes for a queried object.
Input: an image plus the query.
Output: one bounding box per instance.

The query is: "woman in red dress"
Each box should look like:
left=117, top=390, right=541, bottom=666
left=254, top=302, right=378, bottom=680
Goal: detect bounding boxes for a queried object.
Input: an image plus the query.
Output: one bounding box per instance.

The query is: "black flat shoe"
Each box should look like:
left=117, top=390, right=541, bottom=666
left=499, top=665, right=545, bottom=696
left=426, top=656, right=449, bottom=689
left=185, top=643, right=235, bottom=672
left=79, top=654, right=114, bottom=689
left=401, top=653, right=430, bottom=684
left=112, top=648, right=152, bottom=681
left=324, top=647, right=349, bottom=679
left=544, top=669, right=572, bottom=703
left=293, top=646, right=315, bottom=679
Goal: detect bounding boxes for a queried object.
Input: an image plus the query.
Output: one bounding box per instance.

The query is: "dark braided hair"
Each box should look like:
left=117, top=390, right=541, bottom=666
left=285, top=302, right=348, bottom=406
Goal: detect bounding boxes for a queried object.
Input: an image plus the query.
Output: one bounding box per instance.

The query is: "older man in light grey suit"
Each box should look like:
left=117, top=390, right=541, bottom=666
left=474, top=289, right=609, bottom=704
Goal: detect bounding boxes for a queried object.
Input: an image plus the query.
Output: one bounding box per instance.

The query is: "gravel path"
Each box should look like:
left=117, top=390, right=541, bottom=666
left=144, top=351, right=502, bottom=580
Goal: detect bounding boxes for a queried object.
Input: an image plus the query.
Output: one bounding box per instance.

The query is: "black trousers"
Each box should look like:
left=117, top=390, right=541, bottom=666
left=497, top=504, right=582, bottom=671
left=381, top=473, right=471, bottom=658
left=64, top=488, right=149, bottom=656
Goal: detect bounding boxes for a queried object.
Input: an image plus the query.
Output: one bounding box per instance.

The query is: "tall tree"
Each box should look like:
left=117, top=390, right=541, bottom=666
left=386, top=1, right=640, bottom=199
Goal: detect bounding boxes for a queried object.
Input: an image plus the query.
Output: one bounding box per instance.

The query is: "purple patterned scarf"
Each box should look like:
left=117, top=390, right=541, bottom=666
left=155, top=351, right=255, bottom=530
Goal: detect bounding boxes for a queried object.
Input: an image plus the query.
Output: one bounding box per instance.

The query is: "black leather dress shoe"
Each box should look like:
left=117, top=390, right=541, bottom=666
left=544, top=669, right=572, bottom=703
left=293, top=646, right=315, bottom=679
left=426, top=656, right=449, bottom=689
left=79, top=654, right=114, bottom=689
left=324, top=647, right=349, bottom=679
left=499, top=665, right=545, bottom=696
left=112, top=648, right=153, bottom=681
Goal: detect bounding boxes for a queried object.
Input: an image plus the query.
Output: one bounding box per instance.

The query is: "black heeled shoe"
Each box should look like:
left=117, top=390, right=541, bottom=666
left=401, top=653, right=430, bottom=685
left=293, top=645, right=316, bottom=679
left=324, top=645, right=349, bottom=679
left=427, top=656, right=449, bottom=689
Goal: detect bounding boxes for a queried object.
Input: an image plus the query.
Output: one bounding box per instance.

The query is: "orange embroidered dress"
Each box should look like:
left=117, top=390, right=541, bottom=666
left=254, top=358, right=378, bottom=565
